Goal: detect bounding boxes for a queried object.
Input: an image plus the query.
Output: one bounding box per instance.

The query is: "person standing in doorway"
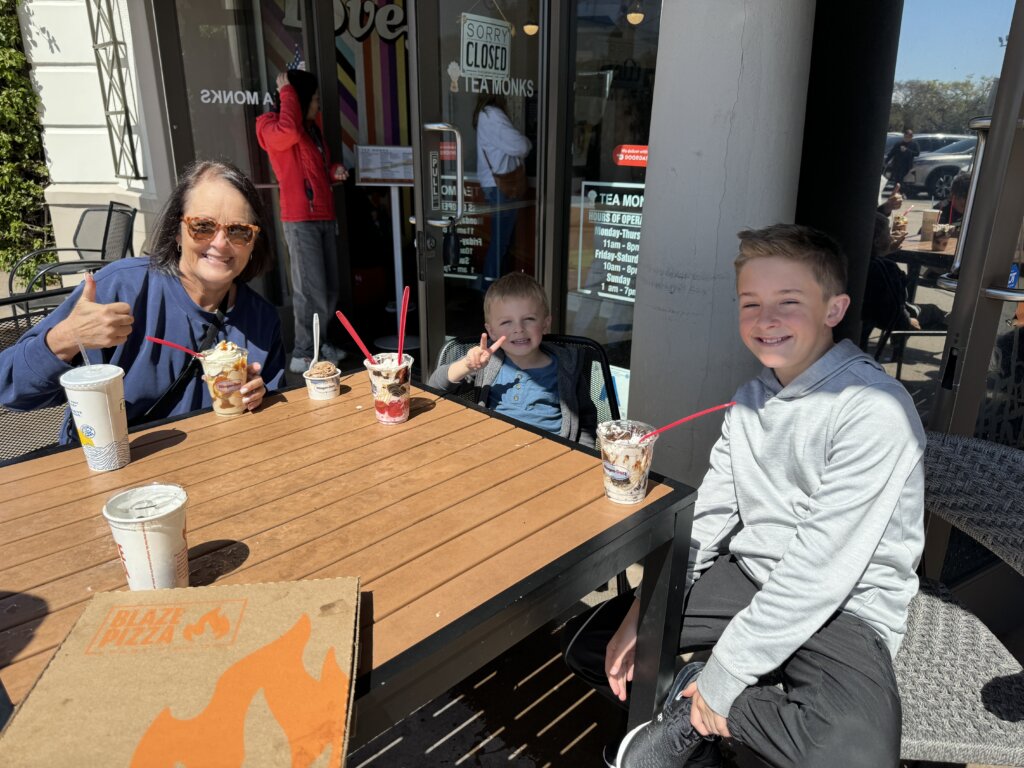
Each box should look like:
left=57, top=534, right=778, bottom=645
left=474, top=94, right=532, bottom=289
left=257, top=69, right=349, bottom=373
left=884, top=129, right=920, bottom=190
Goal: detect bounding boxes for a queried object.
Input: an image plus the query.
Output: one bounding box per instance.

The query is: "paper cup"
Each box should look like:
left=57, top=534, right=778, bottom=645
left=597, top=420, right=658, bottom=504
left=303, top=370, right=342, bottom=400
left=920, top=209, right=940, bottom=242
left=201, top=346, right=248, bottom=415
left=59, top=364, right=130, bottom=472
left=364, top=352, right=413, bottom=424
left=103, top=483, right=189, bottom=590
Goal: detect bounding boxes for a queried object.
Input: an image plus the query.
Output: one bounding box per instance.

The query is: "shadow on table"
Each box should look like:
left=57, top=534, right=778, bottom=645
left=409, top=397, right=436, bottom=417
left=188, top=540, right=250, bottom=586
left=355, top=591, right=374, bottom=680
left=0, top=590, right=47, bottom=727
left=129, top=429, right=187, bottom=461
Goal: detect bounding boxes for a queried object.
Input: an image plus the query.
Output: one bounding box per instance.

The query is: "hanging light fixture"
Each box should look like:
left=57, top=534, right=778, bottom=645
left=625, top=0, right=644, bottom=25
left=523, top=19, right=539, bottom=36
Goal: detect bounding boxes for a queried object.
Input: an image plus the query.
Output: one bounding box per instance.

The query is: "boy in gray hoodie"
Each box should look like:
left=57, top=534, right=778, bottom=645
left=562, top=224, right=925, bottom=768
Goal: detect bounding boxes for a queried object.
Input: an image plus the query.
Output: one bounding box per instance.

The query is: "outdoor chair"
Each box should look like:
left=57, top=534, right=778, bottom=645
left=7, top=202, right=137, bottom=315
left=0, top=301, right=67, bottom=463
left=894, top=431, right=1024, bottom=766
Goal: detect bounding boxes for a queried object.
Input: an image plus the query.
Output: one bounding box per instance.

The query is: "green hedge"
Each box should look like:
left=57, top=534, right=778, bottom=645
left=0, top=0, right=51, bottom=284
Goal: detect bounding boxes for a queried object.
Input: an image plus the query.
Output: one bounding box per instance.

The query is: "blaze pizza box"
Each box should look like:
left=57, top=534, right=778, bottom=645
left=0, top=578, right=359, bottom=767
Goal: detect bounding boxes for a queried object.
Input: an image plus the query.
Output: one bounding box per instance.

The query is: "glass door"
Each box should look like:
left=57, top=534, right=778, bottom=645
left=408, top=1, right=542, bottom=374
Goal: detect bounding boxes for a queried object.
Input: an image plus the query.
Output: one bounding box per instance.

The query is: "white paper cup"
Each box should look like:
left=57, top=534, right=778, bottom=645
left=303, top=370, right=342, bottom=400
left=920, top=209, right=940, bottom=242
left=597, top=420, right=658, bottom=504
left=200, top=346, right=248, bottom=415
left=59, top=364, right=130, bottom=472
left=364, top=353, right=413, bottom=424
left=103, top=483, right=189, bottom=590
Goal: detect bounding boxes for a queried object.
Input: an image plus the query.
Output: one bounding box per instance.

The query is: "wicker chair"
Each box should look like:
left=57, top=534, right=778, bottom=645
left=895, top=431, right=1024, bottom=765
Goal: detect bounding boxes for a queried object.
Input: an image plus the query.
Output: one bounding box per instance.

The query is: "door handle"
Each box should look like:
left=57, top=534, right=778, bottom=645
left=424, top=122, right=464, bottom=227
left=937, top=275, right=1024, bottom=302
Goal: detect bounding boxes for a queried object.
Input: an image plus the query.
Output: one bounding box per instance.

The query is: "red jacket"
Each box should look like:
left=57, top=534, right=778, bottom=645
left=255, top=85, right=343, bottom=222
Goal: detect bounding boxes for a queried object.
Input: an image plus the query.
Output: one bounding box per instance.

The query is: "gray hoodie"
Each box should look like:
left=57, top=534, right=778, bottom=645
left=693, top=340, right=926, bottom=717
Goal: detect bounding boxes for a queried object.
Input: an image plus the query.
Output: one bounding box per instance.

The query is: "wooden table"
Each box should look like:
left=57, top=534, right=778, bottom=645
left=0, top=376, right=695, bottom=745
left=895, top=235, right=957, bottom=302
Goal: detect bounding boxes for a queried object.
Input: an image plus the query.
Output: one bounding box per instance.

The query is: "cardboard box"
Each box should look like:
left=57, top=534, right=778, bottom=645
left=1, top=578, right=359, bottom=767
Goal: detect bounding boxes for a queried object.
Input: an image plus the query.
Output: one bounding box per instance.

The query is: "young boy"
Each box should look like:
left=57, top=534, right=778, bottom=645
left=561, top=224, right=925, bottom=767
left=427, top=272, right=597, bottom=447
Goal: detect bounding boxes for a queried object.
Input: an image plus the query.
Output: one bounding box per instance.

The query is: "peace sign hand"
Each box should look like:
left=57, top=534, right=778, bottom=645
left=447, top=333, right=506, bottom=383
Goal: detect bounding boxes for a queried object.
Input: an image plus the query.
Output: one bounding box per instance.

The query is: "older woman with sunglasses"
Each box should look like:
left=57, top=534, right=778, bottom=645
left=0, top=160, right=285, bottom=442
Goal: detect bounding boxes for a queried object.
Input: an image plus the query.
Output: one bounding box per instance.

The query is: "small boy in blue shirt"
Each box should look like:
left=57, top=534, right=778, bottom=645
left=428, top=272, right=597, bottom=447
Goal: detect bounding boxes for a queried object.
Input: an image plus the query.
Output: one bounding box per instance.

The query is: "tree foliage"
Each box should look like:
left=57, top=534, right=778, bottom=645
left=889, top=77, right=996, bottom=134
left=0, top=0, right=50, bottom=277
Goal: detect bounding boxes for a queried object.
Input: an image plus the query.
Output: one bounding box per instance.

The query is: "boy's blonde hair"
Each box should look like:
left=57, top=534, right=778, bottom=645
left=483, top=272, right=550, bottom=322
left=735, top=224, right=848, bottom=298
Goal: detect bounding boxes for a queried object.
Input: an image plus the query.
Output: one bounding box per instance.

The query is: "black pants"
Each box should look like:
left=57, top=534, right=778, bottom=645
left=561, top=557, right=902, bottom=768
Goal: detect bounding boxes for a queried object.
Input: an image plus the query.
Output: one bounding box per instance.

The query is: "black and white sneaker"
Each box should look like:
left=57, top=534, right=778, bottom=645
left=616, top=662, right=717, bottom=768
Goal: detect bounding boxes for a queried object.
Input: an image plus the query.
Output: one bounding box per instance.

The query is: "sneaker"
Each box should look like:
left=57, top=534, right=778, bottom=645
left=616, top=662, right=711, bottom=768
left=289, top=356, right=311, bottom=374
left=320, top=343, right=347, bottom=362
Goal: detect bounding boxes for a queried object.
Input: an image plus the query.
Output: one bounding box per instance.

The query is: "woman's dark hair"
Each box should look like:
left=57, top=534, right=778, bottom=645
left=148, top=159, right=272, bottom=284
left=472, top=93, right=507, bottom=129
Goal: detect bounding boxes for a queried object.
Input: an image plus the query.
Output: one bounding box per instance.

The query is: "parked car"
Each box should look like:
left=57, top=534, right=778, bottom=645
left=900, top=137, right=977, bottom=199
left=911, top=133, right=972, bottom=154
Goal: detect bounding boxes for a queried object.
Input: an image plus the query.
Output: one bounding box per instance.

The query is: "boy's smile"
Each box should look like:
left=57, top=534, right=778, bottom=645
left=737, top=257, right=849, bottom=386
left=485, top=295, right=551, bottom=369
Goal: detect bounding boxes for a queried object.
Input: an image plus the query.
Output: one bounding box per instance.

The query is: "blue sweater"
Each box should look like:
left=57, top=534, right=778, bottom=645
left=0, top=257, right=285, bottom=442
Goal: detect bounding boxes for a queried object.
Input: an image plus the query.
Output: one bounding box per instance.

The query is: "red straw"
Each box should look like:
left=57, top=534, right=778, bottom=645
left=146, top=335, right=204, bottom=359
left=396, top=285, right=410, bottom=363
left=335, top=310, right=378, bottom=365
left=640, top=401, right=736, bottom=442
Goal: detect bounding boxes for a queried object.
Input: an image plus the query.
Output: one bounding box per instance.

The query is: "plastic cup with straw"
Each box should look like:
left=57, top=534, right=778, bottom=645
left=337, top=309, right=414, bottom=424
left=58, top=340, right=130, bottom=471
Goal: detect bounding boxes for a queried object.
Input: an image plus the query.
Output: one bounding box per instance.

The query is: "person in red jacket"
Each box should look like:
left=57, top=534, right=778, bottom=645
left=256, top=69, right=349, bottom=372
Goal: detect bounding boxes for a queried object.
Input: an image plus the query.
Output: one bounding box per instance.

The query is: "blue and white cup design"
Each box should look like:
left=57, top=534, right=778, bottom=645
left=59, top=364, right=130, bottom=472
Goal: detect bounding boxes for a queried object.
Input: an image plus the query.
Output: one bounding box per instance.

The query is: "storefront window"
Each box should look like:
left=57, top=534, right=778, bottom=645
left=565, top=1, right=661, bottom=415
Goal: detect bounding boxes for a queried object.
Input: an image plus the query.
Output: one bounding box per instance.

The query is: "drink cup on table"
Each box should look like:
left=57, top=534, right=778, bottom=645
left=303, top=360, right=341, bottom=400
left=59, top=364, right=130, bottom=471
left=200, top=341, right=248, bottom=415
left=920, top=209, right=940, bottom=242
left=102, top=483, right=189, bottom=590
left=364, top=352, right=413, bottom=424
left=597, top=420, right=658, bottom=504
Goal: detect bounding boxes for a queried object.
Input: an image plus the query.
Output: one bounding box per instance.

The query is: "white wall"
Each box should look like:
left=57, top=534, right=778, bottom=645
left=629, top=0, right=817, bottom=486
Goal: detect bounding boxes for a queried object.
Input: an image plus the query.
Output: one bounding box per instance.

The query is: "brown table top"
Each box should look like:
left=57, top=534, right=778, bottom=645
left=898, top=234, right=957, bottom=256
left=0, top=376, right=680, bottom=707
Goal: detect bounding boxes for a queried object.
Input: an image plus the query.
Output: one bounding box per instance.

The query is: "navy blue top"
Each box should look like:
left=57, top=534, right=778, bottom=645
left=488, top=357, right=562, bottom=435
left=0, top=257, right=285, bottom=443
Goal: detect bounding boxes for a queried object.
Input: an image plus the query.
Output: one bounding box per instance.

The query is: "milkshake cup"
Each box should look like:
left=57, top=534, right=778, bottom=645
left=364, top=353, right=413, bottom=424
left=200, top=341, right=248, bottom=415
left=597, top=420, right=658, bottom=504
left=303, top=360, right=341, bottom=400
left=59, top=364, right=130, bottom=471
left=102, top=483, right=189, bottom=590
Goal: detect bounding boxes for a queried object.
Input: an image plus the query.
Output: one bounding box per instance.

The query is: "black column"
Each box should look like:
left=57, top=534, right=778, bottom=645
left=795, top=0, right=904, bottom=343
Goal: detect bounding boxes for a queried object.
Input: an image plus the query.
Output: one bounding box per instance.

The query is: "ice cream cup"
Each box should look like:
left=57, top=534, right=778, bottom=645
left=364, top=352, right=413, bottom=424
left=102, top=483, right=189, bottom=590
left=597, top=420, right=658, bottom=504
left=200, top=344, right=248, bottom=415
left=59, top=364, right=130, bottom=472
left=932, top=226, right=952, bottom=251
left=303, top=370, right=342, bottom=400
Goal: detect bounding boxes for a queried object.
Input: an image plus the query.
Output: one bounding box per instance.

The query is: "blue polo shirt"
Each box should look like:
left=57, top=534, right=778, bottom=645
left=487, top=357, right=562, bottom=435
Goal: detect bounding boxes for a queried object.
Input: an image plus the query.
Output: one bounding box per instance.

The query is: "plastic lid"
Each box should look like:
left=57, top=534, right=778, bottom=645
left=59, top=364, right=124, bottom=389
left=103, top=483, right=187, bottom=523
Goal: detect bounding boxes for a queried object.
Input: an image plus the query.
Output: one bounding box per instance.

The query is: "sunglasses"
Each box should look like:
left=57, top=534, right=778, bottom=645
left=181, top=216, right=260, bottom=246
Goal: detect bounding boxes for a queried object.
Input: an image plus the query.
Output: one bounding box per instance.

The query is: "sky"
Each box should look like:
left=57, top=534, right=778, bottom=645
left=894, top=0, right=1016, bottom=81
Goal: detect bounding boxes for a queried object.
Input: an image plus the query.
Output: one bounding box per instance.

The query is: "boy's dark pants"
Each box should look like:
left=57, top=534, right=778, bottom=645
left=561, top=557, right=902, bottom=767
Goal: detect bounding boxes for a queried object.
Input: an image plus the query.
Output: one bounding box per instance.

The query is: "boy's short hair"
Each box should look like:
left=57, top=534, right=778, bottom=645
left=483, top=272, right=550, bottom=322
left=735, top=224, right=848, bottom=298
left=950, top=172, right=971, bottom=201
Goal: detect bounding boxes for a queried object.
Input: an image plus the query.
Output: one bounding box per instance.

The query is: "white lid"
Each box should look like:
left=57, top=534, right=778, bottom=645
left=103, top=483, right=187, bottom=523
left=59, top=364, right=124, bottom=390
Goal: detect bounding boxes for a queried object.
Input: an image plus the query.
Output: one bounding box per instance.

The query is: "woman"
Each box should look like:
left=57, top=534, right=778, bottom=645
left=256, top=69, right=348, bottom=373
left=0, top=160, right=285, bottom=442
left=474, top=94, right=532, bottom=287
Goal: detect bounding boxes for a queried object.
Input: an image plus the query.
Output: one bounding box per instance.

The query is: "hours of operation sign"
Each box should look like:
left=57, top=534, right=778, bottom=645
left=460, top=13, right=511, bottom=80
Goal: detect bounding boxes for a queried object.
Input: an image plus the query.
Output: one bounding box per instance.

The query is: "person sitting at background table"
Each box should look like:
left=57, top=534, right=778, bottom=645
left=933, top=172, right=970, bottom=227
left=0, top=159, right=285, bottom=443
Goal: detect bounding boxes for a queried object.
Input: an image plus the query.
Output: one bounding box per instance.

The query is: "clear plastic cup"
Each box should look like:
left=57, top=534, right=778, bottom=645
left=364, top=352, right=413, bottom=424
left=59, top=364, right=130, bottom=472
left=597, top=420, right=658, bottom=504
left=200, top=343, right=248, bottom=415
left=102, top=483, right=189, bottom=590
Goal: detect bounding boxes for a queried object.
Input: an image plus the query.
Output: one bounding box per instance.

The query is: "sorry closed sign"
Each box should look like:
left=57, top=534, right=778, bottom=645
left=461, top=13, right=511, bottom=79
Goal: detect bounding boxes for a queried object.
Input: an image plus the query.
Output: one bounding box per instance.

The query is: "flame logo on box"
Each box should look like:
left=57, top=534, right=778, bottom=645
left=183, top=607, right=232, bottom=641
left=131, top=614, right=348, bottom=767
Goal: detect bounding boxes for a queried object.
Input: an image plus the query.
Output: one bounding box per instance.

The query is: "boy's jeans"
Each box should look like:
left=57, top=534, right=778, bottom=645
left=282, top=220, right=340, bottom=359
left=560, top=556, right=902, bottom=767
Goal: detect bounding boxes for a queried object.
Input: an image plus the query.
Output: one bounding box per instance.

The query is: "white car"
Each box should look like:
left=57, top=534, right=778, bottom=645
left=899, top=137, right=976, bottom=199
